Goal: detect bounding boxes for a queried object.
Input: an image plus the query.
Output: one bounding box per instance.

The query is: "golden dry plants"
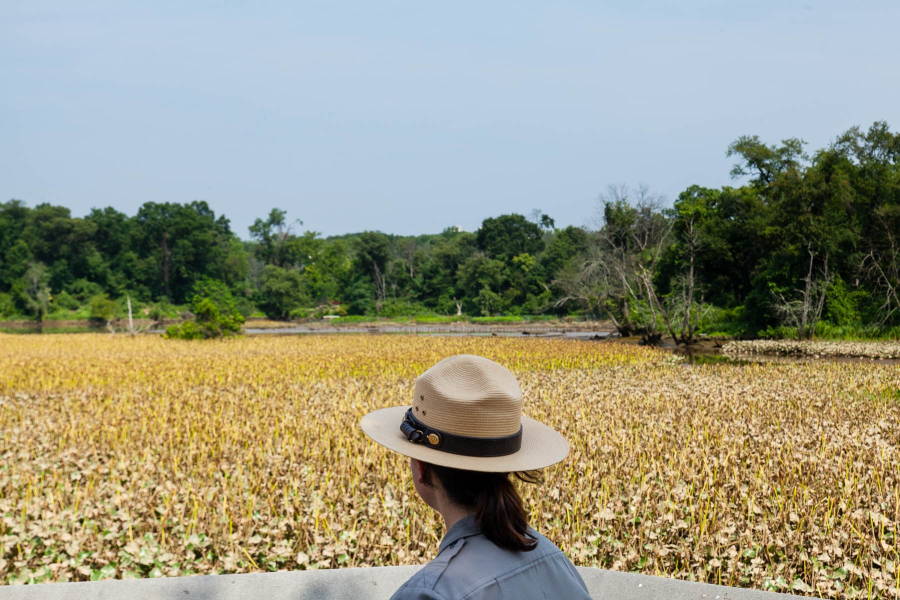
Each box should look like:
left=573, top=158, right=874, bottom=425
left=0, top=334, right=898, bottom=598
left=723, top=340, right=900, bottom=360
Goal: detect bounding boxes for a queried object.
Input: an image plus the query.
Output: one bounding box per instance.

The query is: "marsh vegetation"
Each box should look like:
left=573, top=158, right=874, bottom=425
left=0, top=335, right=897, bottom=597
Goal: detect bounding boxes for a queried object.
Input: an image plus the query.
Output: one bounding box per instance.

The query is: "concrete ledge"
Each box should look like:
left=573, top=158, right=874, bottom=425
left=0, top=566, right=813, bottom=600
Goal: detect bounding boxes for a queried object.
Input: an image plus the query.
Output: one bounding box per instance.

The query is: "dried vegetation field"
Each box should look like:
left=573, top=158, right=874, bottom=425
left=724, top=340, right=900, bottom=361
left=1, top=334, right=899, bottom=598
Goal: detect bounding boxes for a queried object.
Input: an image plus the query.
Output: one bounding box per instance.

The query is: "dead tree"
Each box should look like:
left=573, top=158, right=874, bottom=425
left=773, top=248, right=832, bottom=340
left=658, top=276, right=710, bottom=345
left=24, top=262, right=51, bottom=319
left=372, top=261, right=387, bottom=313
left=555, top=184, right=673, bottom=342
left=860, top=208, right=900, bottom=325
left=619, top=186, right=674, bottom=343
left=554, top=244, right=635, bottom=336
left=403, top=240, right=417, bottom=279
left=106, top=296, right=152, bottom=337
left=659, top=208, right=707, bottom=345
left=453, top=297, right=463, bottom=317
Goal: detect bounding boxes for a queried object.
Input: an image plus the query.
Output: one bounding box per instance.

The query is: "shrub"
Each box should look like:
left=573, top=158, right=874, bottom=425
left=695, top=306, right=746, bottom=338
left=342, top=279, right=375, bottom=316
left=0, top=293, right=15, bottom=318
left=164, top=283, right=244, bottom=340
left=164, top=320, right=203, bottom=340
left=519, top=290, right=552, bottom=316
left=88, top=294, right=118, bottom=322
left=823, top=276, right=863, bottom=326
left=234, top=297, right=256, bottom=319
left=67, top=279, right=104, bottom=303
left=53, top=291, right=80, bottom=311
left=475, top=287, right=501, bottom=316
left=149, top=298, right=180, bottom=320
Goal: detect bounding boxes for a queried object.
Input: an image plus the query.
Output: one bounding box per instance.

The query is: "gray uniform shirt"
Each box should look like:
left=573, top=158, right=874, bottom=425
left=390, top=515, right=593, bottom=600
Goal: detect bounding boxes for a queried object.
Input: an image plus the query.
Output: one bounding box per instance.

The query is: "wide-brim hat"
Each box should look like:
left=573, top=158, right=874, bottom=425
left=360, top=354, right=569, bottom=472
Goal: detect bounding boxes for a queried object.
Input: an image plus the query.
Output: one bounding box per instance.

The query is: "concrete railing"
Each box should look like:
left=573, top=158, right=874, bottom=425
left=0, top=566, right=812, bottom=600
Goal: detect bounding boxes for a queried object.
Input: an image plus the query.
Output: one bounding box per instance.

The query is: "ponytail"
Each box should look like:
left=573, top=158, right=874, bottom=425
left=423, top=464, right=541, bottom=552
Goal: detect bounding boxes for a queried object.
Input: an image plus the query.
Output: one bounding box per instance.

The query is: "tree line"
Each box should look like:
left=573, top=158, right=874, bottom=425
left=2, top=121, right=898, bottom=342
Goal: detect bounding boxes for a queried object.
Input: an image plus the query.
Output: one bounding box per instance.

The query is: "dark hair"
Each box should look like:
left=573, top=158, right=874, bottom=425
left=421, top=463, right=542, bottom=552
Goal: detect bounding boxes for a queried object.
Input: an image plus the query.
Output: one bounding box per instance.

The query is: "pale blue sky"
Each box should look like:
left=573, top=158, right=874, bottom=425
left=3, top=1, right=898, bottom=239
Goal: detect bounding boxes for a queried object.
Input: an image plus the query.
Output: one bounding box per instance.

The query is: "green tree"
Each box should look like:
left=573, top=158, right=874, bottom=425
left=830, top=122, right=900, bottom=324
left=476, top=214, right=544, bottom=262
left=418, top=230, right=477, bottom=312
left=542, top=226, right=588, bottom=276
left=258, top=265, right=306, bottom=319
left=457, top=254, right=504, bottom=311
left=132, top=201, right=235, bottom=303
left=303, top=238, right=350, bottom=304
left=352, top=232, right=392, bottom=311
left=727, top=135, right=809, bottom=186
left=249, top=209, right=302, bottom=267
left=0, top=201, right=31, bottom=289
left=475, top=287, right=501, bottom=316
left=343, top=278, right=375, bottom=315
left=1, top=121, right=897, bottom=331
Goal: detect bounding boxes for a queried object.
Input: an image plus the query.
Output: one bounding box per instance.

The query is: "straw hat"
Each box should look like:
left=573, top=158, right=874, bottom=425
left=360, top=354, right=569, bottom=472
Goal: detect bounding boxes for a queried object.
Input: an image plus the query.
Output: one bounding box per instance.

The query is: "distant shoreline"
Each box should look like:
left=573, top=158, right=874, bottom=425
left=0, top=317, right=617, bottom=335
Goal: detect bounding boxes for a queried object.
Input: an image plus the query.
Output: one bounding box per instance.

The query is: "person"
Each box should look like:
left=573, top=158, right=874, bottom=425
left=360, top=354, right=593, bottom=600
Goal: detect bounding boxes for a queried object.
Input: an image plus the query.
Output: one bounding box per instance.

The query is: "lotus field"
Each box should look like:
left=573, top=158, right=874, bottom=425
left=1, top=334, right=899, bottom=597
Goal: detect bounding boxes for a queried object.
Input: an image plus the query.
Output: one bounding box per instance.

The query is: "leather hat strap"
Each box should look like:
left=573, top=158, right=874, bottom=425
left=400, top=408, right=523, bottom=457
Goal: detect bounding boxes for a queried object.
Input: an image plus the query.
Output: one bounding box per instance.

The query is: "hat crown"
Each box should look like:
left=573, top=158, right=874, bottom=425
left=412, top=354, right=522, bottom=438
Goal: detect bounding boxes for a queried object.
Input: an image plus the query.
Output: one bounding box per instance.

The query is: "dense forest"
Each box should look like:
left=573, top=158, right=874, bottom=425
left=2, top=122, right=898, bottom=342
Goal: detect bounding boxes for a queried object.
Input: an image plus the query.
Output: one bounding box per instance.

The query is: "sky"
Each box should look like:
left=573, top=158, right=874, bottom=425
left=3, top=1, right=899, bottom=240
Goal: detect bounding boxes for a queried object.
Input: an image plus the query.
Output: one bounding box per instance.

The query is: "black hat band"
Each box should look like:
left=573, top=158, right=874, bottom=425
left=400, top=408, right=523, bottom=457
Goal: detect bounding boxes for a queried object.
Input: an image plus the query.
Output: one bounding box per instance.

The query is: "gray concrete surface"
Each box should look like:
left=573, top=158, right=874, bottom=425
left=0, top=566, right=813, bottom=600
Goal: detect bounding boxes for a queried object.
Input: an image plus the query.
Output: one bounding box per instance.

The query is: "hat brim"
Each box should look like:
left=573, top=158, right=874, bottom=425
left=360, top=406, right=570, bottom=473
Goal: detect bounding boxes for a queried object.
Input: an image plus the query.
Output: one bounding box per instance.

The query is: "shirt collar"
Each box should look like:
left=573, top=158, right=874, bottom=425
left=438, top=514, right=481, bottom=554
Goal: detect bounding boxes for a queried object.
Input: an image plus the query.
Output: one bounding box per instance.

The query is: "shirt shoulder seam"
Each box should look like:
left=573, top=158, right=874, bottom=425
left=457, top=546, right=567, bottom=599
